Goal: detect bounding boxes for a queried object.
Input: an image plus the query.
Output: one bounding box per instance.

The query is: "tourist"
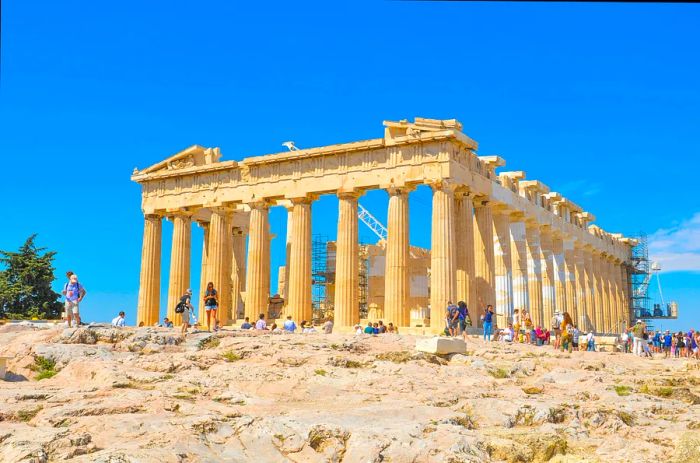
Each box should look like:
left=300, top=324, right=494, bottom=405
left=535, top=326, right=547, bottom=346
left=111, top=311, right=126, bottom=327
left=445, top=301, right=459, bottom=337
left=163, top=317, right=174, bottom=328
left=323, top=317, right=334, bottom=334
left=551, top=311, right=563, bottom=350
left=301, top=320, right=317, bottom=333
left=560, top=312, right=574, bottom=353
left=372, top=322, right=380, bottom=335
left=354, top=324, right=363, bottom=335
left=283, top=315, right=297, bottom=333
left=64, top=273, right=87, bottom=327
left=586, top=331, right=596, bottom=351
left=61, top=270, right=74, bottom=327
left=482, top=303, right=495, bottom=342
left=513, top=309, right=521, bottom=343
left=255, top=313, right=267, bottom=330
left=203, top=282, right=218, bottom=332
left=690, top=331, right=699, bottom=359
left=621, top=330, right=629, bottom=353
left=642, top=330, right=652, bottom=357
left=522, top=310, right=533, bottom=343
left=364, top=322, right=374, bottom=334
left=179, top=289, right=194, bottom=336
left=499, top=324, right=514, bottom=343
left=457, top=301, right=470, bottom=340
left=630, top=320, right=646, bottom=357
left=378, top=321, right=387, bottom=334
left=241, top=317, right=253, bottom=330
left=663, top=330, right=672, bottom=358
left=571, top=325, right=580, bottom=351
left=387, top=322, right=398, bottom=334
left=270, top=323, right=283, bottom=334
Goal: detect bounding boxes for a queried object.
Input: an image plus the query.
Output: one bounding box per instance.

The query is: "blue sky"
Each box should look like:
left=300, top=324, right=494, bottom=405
left=1, top=1, right=698, bottom=330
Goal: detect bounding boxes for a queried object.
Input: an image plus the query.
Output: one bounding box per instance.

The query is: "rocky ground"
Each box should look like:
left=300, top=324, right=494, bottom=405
left=0, top=324, right=699, bottom=463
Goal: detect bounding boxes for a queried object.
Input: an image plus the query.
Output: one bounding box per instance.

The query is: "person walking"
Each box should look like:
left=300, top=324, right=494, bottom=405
left=551, top=312, right=563, bottom=350
left=178, top=289, right=195, bottom=336
left=482, top=303, right=495, bottom=342
left=560, top=312, right=574, bottom=353
left=457, top=301, right=470, bottom=341
left=63, top=274, right=86, bottom=327
left=203, top=282, right=218, bottom=332
left=629, top=320, right=646, bottom=356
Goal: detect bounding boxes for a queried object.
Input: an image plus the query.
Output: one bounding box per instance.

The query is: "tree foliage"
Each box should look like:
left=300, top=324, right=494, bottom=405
left=0, top=235, right=63, bottom=319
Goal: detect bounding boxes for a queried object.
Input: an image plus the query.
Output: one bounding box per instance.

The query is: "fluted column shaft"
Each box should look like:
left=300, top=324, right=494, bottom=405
left=593, top=253, right=605, bottom=332
left=540, top=227, right=556, bottom=327
left=231, top=227, right=247, bottom=321
left=493, top=209, right=513, bottom=328
left=583, top=249, right=596, bottom=331
left=283, top=207, right=293, bottom=302
left=287, top=198, right=313, bottom=323
left=167, top=214, right=191, bottom=325
left=203, top=209, right=232, bottom=324
left=605, top=258, right=617, bottom=332
left=199, top=223, right=210, bottom=317
left=619, top=264, right=630, bottom=326
left=430, top=183, right=457, bottom=320
left=245, top=203, right=270, bottom=320
left=474, top=202, right=495, bottom=326
left=455, top=192, right=477, bottom=325
left=574, top=246, right=587, bottom=331
left=564, top=238, right=577, bottom=322
left=552, top=235, right=567, bottom=314
left=137, top=214, right=162, bottom=326
left=525, top=224, right=544, bottom=328
left=612, top=260, right=623, bottom=333
left=335, top=192, right=360, bottom=328
left=510, top=215, right=529, bottom=318
left=385, top=187, right=411, bottom=326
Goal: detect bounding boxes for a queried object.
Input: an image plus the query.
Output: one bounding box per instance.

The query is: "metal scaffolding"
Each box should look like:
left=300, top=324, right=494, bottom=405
left=311, top=235, right=333, bottom=322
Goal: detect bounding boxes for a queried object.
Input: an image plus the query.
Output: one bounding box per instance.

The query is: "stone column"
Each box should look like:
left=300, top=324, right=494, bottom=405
left=540, top=226, right=556, bottom=327
left=619, top=263, right=630, bottom=327
left=384, top=187, right=411, bottom=327
left=574, top=245, right=588, bottom=331
left=283, top=206, right=293, bottom=302
left=137, top=214, right=162, bottom=327
left=606, top=258, right=618, bottom=333
left=612, top=259, right=623, bottom=333
left=474, top=200, right=495, bottom=325
left=583, top=248, right=596, bottom=331
left=231, top=226, right=247, bottom=321
left=492, top=208, right=513, bottom=328
left=199, top=222, right=210, bottom=316
left=564, top=238, right=578, bottom=323
left=593, top=253, right=605, bottom=333
left=552, top=234, right=567, bottom=315
left=335, top=192, right=360, bottom=328
left=166, top=213, right=191, bottom=325
left=510, top=213, right=529, bottom=319
left=455, top=191, right=477, bottom=325
left=203, top=208, right=232, bottom=325
left=430, top=182, right=457, bottom=322
left=525, top=223, right=543, bottom=328
left=245, top=202, right=270, bottom=320
left=287, top=197, right=313, bottom=324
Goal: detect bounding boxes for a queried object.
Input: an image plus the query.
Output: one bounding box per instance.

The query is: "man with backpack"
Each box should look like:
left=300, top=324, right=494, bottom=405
left=551, top=312, right=563, bottom=350
left=176, top=289, right=194, bottom=336
left=63, top=273, right=86, bottom=327
left=445, top=301, right=459, bottom=337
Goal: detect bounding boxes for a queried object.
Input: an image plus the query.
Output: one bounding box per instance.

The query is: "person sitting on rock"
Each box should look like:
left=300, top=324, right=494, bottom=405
left=323, top=317, right=333, bottom=334
left=283, top=315, right=297, bottom=333
left=241, top=317, right=253, bottom=330
left=111, top=311, right=126, bottom=327
left=377, top=321, right=387, bottom=334
left=354, top=324, right=363, bottom=335
left=270, top=323, right=283, bottom=334
left=387, top=323, right=398, bottom=334
left=500, top=324, right=514, bottom=343
left=535, top=326, right=547, bottom=346
left=372, top=322, right=380, bottom=335
left=364, top=322, right=374, bottom=334
left=301, top=320, right=317, bottom=333
left=163, top=317, right=173, bottom=328
left=255, top=314, right=267, bottom=330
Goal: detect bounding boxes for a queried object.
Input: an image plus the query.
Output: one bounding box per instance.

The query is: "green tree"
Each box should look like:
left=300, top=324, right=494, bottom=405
left=0, top=235, right=63, bottom=319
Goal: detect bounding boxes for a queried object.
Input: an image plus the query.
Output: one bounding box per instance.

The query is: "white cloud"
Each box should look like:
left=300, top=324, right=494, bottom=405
left=648, top=212, right=700, bottom=273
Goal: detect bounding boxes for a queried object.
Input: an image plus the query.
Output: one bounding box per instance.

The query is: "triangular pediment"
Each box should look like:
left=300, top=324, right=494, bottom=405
left=136, top=145, right=222, bottom=175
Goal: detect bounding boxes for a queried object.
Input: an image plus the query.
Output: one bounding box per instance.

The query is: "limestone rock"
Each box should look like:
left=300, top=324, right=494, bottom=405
left=415, top=336, right=466, bottom=355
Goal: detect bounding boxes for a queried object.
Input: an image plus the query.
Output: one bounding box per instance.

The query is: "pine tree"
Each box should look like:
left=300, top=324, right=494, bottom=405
left=0, top=235, right=63, bottom=319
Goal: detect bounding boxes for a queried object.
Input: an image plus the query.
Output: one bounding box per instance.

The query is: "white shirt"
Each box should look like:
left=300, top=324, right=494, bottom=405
left=111, top=316, right=125, bottom=327
left=586, top=333, right=594, bottom=342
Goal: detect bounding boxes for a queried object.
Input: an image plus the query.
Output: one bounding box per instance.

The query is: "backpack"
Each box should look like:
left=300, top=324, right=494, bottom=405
left=175, top=301, right=185, bottom=314
left=552, top=316, right=561, bottom=330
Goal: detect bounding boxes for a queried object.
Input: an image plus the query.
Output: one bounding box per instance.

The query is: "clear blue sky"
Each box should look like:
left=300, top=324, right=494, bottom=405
left=1, top=1, right=698, bottom=330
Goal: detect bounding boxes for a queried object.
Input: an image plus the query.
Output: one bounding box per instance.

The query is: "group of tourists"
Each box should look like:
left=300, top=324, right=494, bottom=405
left=239, top=314, right=334, bottom=334
left=355, top=320, right=399, bottom=335
left=620, top=320, right=699, bottom=359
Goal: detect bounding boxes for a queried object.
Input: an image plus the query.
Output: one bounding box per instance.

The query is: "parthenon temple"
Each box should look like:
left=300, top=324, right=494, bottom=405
left=132, top=117, right=636, bottom=333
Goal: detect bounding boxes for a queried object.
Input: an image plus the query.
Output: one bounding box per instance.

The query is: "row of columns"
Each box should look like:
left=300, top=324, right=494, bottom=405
left=137, top=186, right=630, bottom=332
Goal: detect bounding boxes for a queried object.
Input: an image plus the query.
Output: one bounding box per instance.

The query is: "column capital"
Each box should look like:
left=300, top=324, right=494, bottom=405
left=491, top=203, right=512, bottom=215
left=286, top=194, right=318, bottom=205
left=246, top=199, right=272, bottom=210
left=472, top=195, right=491, bottom=207
left=426, top=179, right=458, bottom=193
left=454, top=186, right=473, bottom=198
left=384, top=185, right=415, bottom=196
left=508, top=210, right=526, bottom=221
left=337, top=188, right=364, bottom=200
left=165, top=208, right=195, bottom=222
left=232, top=226, right=247, bottom=237
left=144, top=213, right=163, bottom=221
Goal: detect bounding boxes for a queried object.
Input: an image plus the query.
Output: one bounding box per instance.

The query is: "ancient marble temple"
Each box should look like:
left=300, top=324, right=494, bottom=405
left=132, top=118, right=635, bottom=333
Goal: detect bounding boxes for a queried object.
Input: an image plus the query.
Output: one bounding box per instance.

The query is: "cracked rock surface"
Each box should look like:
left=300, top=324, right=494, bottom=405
left=1, top=324, right=699, bottom=462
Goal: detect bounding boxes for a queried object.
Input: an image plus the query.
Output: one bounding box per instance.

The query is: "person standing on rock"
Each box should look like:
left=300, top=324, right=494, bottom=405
left=481, top=302, right=495, bottom=342
left=629, top=320, right=646, bottom=356
left=323, top=317, right=334, bottom=334
left=457, top=301, right=470, bottom=340
left=551, top=312, right=563, bottom=350
left=203, top=282, right=218, bottom=332
left=64, top=274, right=86, bottom=327
left=179, top=289, right=194, bottom=336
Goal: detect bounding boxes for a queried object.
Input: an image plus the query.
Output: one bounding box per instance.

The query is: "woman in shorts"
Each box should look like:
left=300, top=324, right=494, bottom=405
left=203, top=282, right=218, bottom=332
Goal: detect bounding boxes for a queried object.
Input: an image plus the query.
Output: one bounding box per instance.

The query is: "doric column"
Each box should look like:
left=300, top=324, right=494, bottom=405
left=593, top=252, right=605, bottom=332
left=231, top=226, right=247, bottom=321
left=583, top=248, right=596, bottom=331
left=199, top=222, right=210, bottom=316
left=540, top=226, right=556, bottom=327
left=474, top=200, right=495, bottom=325
left=574, top=245, right=588, bottom=331
left=619, top=263, right=630, bottom=327
left=492, top=207, right=513, bottom=328
left=283, top=206, right=293, bottom=302
left=335, top=191, right=360, bottom=328
left=605, top=257, right=617, bottom=333
left=245, top=202, right=270, bottom=320
left=525, top=223, right=544, bottom=328
left=552, top=234, right=567, bottom=314
left=287, top=197, right=313, bottom=324
left=430, top=182, right=457, bottom=321
left=137, top=214, right=162, bottom=326
left=384, top=186, right=411, bottom=327
left=455, top=190, right=477, bottom=325
left=203, top=208, right=232, bottom=324
left=167, top=213, right=191, bottom=325
left=611, top=259, right=623, bottom=333
left=510, top=213, right=529, bottom=319
left=563, top=237, right=578, bottom=323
